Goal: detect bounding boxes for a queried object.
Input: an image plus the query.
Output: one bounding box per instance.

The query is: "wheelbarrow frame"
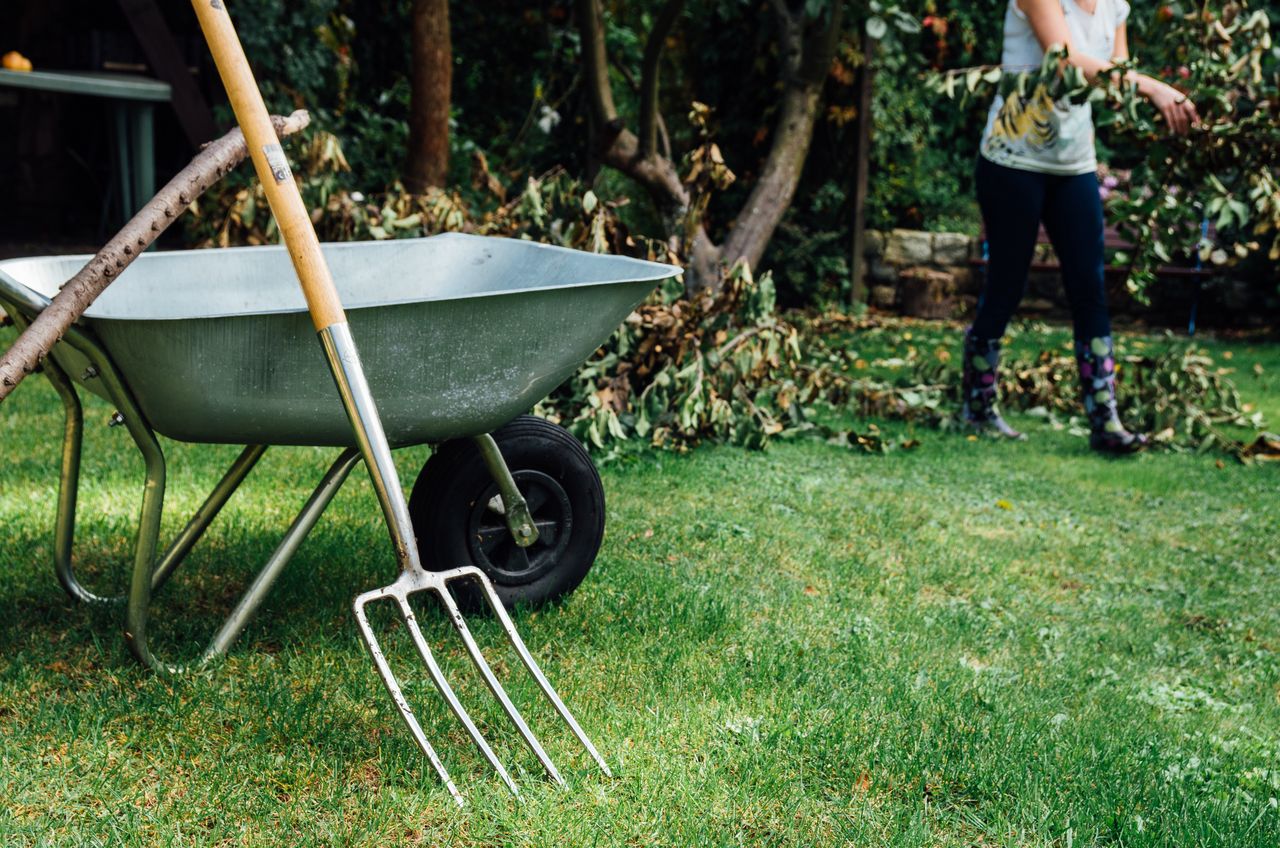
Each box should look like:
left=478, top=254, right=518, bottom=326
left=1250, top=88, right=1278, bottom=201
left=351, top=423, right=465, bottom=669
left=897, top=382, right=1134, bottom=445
left=0, top=281, right=536, bottom=673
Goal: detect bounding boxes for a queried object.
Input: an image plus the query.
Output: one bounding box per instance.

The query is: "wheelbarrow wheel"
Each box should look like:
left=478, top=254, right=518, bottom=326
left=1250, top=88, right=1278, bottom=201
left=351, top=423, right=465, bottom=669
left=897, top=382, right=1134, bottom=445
left=409, top=415, right=605, bottom=610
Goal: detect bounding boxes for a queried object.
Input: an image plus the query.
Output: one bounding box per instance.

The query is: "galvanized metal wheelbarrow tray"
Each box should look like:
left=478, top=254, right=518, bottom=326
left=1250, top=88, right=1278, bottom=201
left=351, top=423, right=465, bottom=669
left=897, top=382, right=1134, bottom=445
left=0, top=233, right=675, bottom=677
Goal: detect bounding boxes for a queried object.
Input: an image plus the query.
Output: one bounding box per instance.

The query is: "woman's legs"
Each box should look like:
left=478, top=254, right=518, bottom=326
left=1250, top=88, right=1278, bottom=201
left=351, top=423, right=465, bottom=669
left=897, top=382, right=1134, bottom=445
left=963, top=157, right=1045, bottom=438
left=1040, top=171, right=1110, bottom=341
left=1041, top=172, right=1146, bottom=453
left=972, top=156, right=1046, bottom=340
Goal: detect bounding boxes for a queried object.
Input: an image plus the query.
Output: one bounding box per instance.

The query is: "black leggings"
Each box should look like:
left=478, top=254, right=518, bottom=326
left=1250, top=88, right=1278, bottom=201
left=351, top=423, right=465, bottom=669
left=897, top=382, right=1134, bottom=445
left=972, top=155, right=1111, bottom=342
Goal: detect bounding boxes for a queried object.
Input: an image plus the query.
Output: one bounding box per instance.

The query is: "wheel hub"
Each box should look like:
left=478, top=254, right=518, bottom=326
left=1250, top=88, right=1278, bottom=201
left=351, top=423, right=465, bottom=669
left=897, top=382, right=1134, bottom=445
left=466, top=470, right=574, bottom=585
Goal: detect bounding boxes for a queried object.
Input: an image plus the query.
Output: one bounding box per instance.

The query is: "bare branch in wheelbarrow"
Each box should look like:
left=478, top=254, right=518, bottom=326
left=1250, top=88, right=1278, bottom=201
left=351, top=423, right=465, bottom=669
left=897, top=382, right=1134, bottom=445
left=0, top=110, right=312, bottom=405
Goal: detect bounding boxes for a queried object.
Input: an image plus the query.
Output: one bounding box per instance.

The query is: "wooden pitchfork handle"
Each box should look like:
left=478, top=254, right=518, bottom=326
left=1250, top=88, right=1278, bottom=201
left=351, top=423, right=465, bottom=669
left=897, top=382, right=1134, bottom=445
left=191, top=0, right=425, bottom=567
left=191, top=0, right=344, bottom=331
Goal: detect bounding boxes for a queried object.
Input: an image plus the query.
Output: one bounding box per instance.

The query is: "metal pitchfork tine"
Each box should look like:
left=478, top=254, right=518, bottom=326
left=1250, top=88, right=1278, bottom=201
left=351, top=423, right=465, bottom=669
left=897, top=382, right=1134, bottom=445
left=193, top=0, right=610, bottom=805
left=354, top=564, right=612, bottom=805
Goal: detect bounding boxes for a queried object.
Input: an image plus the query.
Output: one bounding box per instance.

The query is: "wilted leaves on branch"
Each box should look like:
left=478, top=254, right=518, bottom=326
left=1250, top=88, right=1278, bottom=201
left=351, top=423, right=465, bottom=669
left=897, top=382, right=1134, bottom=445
left=544, top=303, right=1271, bottom=461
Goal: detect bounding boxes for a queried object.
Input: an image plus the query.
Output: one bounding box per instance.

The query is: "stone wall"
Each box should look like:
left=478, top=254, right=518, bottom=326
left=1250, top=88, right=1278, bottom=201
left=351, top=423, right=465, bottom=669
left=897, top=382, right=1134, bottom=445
left=863, top=229, right=983, bottom=320
left=859, top=228, right=1276, bottom=328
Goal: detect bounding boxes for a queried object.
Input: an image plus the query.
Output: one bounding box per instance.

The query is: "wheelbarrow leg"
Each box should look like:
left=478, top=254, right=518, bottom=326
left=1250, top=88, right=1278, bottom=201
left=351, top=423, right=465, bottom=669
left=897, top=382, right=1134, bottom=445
left=34, top=327, right=176, bottom=669
left=40, top=355, right=105, bottom=605
left=3, top=311, right=108, bottom=606
left=34, top=329, right=265, bottom=614
left=150, top=444, right=268, bottom=592
left=123, top=448, right=359, bottom=672
left=16, top=313, right=171, bottom=617
left=201, top=448, right=359, bottom=662
left=118, top=411, right=169, bottom=671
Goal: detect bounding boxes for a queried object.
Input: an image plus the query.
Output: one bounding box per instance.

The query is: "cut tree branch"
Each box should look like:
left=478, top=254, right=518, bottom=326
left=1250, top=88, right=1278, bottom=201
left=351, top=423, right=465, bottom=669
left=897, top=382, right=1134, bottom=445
left=639, top=0, right=685, bottom=159
left=0, top=110, right=311, bottom=404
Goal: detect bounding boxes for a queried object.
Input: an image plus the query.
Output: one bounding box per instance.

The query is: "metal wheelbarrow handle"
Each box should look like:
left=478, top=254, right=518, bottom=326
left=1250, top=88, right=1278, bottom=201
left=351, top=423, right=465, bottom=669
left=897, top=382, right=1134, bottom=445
left=191, top=0, right=610, bottom=805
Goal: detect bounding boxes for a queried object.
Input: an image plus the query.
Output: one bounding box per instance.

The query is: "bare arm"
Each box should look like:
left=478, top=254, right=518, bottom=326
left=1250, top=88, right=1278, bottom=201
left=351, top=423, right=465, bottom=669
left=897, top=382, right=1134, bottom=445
left=1020, top=0, right=1115, bottom=79
left=1017, top=0, right=1198, bottom=134
left=1112, top=21, right=1128, bottom=61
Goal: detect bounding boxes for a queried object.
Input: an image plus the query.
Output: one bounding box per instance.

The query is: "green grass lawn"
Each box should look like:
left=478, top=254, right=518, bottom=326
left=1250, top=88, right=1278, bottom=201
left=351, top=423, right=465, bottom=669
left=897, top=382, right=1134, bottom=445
left=1, top=324, right=1278, bottom=846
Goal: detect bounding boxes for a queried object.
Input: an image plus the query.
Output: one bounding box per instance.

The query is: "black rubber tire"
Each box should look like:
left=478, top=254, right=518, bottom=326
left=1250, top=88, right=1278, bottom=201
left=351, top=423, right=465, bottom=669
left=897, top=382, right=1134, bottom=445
left=408, top=416, right=605, bottom=610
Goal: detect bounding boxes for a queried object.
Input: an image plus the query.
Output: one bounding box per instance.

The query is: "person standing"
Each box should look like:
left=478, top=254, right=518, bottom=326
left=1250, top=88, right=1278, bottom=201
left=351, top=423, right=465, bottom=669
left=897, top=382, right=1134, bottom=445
left=961, top=0, right=1198, bottom=452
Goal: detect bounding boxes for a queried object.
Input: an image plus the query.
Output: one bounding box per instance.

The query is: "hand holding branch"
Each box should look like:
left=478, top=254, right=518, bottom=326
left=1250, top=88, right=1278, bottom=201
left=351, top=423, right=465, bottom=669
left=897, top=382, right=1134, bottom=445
left=1130, top=74, right=1200, bottom=135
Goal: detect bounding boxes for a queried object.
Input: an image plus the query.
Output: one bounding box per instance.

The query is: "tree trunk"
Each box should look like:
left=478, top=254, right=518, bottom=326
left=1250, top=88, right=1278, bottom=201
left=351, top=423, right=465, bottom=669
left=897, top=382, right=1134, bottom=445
left=406, top=0, right=452, bottom=192
left=715, top=85, right=823, bottom=287
left=575, top=0, right=841, bottom=297
left=575, top=0, right=711, bottom=291
left=685, top=229, right=723, bottom=294
left=714, top=2, right=841, bottom=291
left=0, top=112, right=311, bottom=404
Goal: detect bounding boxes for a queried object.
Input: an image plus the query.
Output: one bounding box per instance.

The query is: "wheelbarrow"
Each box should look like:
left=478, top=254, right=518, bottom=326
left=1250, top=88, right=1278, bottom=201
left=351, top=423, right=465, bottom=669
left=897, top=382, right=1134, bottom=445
left=0, top=233, right=676, bottom=790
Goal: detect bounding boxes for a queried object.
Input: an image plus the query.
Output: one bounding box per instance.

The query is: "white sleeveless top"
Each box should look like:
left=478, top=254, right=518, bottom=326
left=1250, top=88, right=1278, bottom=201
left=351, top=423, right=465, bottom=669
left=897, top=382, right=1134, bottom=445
left=979, top=0, right=1130, bottom=175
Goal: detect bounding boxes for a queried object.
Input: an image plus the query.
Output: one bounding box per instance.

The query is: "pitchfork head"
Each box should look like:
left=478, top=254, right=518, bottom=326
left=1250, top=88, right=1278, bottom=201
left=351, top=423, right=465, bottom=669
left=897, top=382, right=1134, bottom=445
left=353, top=564, right=611, bottom=805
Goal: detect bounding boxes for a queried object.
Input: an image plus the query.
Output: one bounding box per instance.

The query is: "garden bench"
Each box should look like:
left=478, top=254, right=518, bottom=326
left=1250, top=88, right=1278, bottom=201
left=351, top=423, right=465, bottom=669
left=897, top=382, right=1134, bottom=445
left=0, top=68, right=171, bottom=226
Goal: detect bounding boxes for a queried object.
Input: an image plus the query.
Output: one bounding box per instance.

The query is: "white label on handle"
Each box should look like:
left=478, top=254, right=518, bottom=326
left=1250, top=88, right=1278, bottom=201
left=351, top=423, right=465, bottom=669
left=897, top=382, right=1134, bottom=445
left=263, top=144, right=292, bottom=184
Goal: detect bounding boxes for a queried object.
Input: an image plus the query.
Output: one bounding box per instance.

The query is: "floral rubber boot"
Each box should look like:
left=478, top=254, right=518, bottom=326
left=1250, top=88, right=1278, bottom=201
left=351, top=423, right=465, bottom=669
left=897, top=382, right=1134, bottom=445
left=1075, top=335, right=1148, bottom=454
left=960, top=329, right=1025, bottom=440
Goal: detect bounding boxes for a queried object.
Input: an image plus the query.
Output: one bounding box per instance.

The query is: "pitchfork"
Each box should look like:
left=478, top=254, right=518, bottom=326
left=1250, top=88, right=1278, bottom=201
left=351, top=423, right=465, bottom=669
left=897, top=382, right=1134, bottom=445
left=192, top=0, right=611, bottom=803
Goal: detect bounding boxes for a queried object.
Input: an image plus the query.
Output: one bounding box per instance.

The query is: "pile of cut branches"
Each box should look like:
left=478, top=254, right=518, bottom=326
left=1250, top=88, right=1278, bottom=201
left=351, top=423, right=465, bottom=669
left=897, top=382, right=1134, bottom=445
left=794, top=315, right=1273, bottom=460
left=544, top=291, right=1273, bottom=460
left=539, top=264, right=802, bottom=453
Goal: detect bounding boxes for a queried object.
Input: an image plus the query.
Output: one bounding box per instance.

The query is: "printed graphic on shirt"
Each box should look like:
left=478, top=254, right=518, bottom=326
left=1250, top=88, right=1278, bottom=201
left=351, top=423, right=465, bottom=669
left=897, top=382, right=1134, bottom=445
left=977, top=0, right=1127, bottom=175
left=980, top=86, right=1096, bottom=175
left=989, top=83, right=1059, bottom=154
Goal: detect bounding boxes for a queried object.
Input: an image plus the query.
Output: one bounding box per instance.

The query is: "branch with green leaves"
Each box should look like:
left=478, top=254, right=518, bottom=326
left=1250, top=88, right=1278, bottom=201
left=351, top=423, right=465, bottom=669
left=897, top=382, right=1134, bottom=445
left=925, top=44, right=1096, bottom=107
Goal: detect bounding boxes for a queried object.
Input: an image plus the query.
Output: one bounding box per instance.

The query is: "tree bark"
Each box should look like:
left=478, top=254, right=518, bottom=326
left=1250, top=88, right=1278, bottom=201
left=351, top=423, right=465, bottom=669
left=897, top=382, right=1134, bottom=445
left=718, top=85, right=824, bottom=276
left=405, top=0, right=452, bottom=192
left=718, top=2, right=842, bottom=284
left=579, top=0, right=618, bottom=127
left=0, top=111, right=311, bottom=404
left=639, top=0, right=686, bottom=160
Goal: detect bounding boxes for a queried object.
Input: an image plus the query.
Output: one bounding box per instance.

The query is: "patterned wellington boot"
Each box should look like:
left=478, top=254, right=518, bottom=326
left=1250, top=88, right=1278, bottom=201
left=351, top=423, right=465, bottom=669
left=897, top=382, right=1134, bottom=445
left=960, top=329, right=1025, bottom=440
left=1075, top=335, right=1148, bottom=454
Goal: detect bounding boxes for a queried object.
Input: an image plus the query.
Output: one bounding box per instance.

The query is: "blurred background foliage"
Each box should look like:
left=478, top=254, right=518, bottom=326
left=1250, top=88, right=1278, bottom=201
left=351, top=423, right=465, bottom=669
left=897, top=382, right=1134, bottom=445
left=181, top=1, right=1275, bottom=310
left=187, top=0, right=947, bottom=306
